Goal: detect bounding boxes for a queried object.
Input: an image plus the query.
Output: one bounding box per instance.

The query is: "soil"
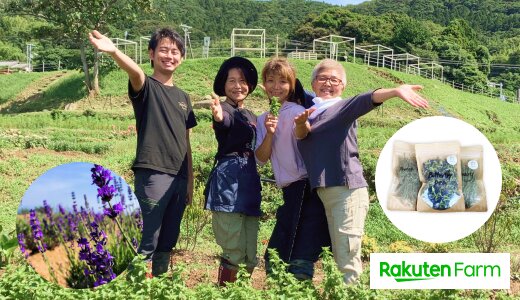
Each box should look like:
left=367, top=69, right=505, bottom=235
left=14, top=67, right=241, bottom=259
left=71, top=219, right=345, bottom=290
left=169, top=249, right=325, bottom=290
left=27, top=244, right=72, bottom=287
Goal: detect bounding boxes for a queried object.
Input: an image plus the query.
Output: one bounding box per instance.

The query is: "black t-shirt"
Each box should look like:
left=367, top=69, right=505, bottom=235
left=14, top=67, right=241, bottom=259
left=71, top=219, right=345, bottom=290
left=213, top=101, right=256, bottom=159
left=129, top=76, right=197, bottom=176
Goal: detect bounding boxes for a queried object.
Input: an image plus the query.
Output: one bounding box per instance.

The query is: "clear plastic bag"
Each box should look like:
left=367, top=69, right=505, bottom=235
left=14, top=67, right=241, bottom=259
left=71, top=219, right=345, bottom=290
left=461, top=145, right=487, bottom=211
left=415, top=142, right=465, bottom=212
left=387, top=141, right=420, bottom=211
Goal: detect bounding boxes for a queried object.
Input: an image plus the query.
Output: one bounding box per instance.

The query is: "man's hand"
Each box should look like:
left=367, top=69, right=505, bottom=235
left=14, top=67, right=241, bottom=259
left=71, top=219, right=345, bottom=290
left=186, top=178, right=194, bottom=205
left=88, top=30, right=117, bottom=54
left=210, top=93, right=223, bottom=122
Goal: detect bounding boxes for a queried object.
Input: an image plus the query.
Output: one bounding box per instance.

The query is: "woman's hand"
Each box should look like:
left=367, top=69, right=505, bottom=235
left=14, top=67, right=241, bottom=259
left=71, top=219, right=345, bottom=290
left=394, top=85, right=429, bottom=108
left=264, top=114, right=278, bottom=135
left=210, top=93, right=224, bottom=122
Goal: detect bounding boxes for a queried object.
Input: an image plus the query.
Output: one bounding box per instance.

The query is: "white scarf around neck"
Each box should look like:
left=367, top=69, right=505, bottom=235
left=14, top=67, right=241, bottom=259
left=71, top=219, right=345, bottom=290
left=309, top=96, right=343, bottom=119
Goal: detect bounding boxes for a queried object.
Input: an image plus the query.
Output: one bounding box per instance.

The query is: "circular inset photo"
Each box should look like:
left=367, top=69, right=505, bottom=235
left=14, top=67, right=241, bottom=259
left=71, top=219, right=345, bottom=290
left=16, top=162, right=142, bottom=288
left=375, top=116, right=501, bottom=243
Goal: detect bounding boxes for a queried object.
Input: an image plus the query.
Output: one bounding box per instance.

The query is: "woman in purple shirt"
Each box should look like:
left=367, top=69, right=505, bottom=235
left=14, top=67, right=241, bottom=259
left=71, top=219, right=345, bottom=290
left=255, top=58, right=330, bottom=280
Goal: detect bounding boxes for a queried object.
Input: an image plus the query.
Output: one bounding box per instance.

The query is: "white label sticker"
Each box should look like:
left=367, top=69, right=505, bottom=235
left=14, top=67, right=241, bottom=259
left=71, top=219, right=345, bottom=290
left=468, top=160, right=478, bottom=170
left=447, top=155, right=457, bottom=166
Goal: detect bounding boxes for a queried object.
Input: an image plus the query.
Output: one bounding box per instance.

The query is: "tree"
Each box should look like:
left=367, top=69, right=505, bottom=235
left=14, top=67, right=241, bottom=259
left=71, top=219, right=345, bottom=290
left=7, top=0, right=151, bottom=96
left=0, top=40, right=25, bottom=61
left=390, top=16, right=431, bottom=53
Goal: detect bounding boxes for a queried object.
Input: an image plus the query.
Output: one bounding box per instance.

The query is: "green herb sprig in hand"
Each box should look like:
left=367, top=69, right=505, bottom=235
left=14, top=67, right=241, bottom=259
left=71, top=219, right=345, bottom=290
left=270, top=96, right=281, bottom=117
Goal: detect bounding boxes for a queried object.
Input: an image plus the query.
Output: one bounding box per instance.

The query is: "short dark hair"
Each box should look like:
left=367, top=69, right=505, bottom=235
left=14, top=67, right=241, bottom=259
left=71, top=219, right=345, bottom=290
left=148, top=28, right=185, bottom=67
left=213, top=56, right=258, bottom=97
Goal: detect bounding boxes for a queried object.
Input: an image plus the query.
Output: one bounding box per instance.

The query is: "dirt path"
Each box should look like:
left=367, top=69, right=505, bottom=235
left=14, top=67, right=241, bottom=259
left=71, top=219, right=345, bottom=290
left=169, top=249, right=327, bottom=290
left=27, top=244, right=72, bottom=287
left=0, top=71, right=70, bottom=113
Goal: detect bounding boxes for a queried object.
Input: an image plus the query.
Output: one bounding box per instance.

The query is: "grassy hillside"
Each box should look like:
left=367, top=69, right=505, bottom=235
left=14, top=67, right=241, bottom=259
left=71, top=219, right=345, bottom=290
left=0, top=58, right=519, bottom=298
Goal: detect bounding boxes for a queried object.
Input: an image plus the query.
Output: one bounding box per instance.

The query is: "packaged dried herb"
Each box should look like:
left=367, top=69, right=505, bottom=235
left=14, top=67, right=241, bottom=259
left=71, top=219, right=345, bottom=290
left=415, top=142, right=465, bottom=212
left=388, top=141, right=420, bottom=211
left=461, top=145, right=487, bottom=212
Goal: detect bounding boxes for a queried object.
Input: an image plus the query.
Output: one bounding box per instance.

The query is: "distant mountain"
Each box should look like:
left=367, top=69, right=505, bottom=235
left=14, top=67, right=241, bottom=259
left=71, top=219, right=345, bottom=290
left=351, top=0, right=520, bottom=36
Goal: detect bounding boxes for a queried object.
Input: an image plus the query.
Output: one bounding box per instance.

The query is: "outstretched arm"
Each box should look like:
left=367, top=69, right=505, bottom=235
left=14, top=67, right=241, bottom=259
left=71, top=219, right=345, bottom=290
left=88, top=30, right=145, bottom=93
left=372, top=85, right=429, bottom=108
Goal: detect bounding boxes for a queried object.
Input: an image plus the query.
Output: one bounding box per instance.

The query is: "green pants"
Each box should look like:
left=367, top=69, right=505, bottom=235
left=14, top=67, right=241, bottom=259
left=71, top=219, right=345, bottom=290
left=212, top=211, right=259, bottom=270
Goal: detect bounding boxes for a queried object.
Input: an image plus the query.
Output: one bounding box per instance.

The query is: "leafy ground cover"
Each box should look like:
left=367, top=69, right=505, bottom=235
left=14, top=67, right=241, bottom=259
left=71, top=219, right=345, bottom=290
left=0, top=58, right=519, bottom=298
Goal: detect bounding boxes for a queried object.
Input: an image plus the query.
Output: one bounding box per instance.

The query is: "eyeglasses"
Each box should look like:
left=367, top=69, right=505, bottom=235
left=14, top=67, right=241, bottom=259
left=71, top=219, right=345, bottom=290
left=315, top=76, right=343, bottom=86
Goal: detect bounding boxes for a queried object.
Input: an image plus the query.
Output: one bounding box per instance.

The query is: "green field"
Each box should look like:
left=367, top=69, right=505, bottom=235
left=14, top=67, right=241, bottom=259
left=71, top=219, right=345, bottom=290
left=0, top=57, right=519, bottom=299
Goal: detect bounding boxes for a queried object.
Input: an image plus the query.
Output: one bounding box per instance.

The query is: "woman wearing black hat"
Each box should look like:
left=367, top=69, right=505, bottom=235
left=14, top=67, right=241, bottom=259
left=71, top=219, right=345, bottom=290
left=204, top=56, right=261, bottom=286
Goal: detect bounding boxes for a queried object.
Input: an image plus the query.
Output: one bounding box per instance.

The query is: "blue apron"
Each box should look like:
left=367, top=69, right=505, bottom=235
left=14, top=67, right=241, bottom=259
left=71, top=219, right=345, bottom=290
left=204, top=154, right=262, bottom=217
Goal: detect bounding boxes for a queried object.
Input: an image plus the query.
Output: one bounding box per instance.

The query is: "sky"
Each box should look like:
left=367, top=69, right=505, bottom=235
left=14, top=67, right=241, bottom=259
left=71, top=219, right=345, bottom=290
left=320, top=0, right=369, bottom=5
left=18, top=162, right=138, bottom=214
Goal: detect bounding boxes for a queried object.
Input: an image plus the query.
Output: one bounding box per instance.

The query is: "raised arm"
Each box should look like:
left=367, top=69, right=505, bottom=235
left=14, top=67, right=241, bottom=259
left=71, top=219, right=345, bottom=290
left=210, top=93, right=224, bottom=122
left=88, top=30, right=145, bottom=92
left=372, top=84, right=428, bottom=108
left=255, top=114, right=277, bottom=163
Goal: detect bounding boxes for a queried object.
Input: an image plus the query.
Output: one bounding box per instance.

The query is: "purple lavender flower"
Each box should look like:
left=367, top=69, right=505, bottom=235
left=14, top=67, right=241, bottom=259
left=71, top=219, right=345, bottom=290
left=84, top=194, right=90, bottom=210
left=17, top=233, right=29, bottom=258
left=43, top=200, right=53, bottom=220
left=134, top=209, right=143, bottom=233
left=89, top=221, right=100, bottom=240
left=78, top=221, right=116, bottom=287
left=66, top=213, right=77, bottom=242
left=30, top=209, right=43, bottom=240
left=127, top=186, right=133, bottom=202
left=115, top=177, right=122, bottom=193
left=97, top=185, right=117, bottom=202
left=103, top=202, right=124, bottom=219
left=29, top=209, right=47, bottom=253
left=131, top=237, right=138, bottom=249
left=78, top=237, right=91, bottom=260
left=91, top=165, right=113, bottom=188
left=58, top=204, right=66, bottom=215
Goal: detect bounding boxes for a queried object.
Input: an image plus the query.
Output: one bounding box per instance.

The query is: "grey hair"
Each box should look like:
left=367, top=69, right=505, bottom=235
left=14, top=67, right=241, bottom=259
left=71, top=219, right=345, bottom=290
left=311, top=59, right=347, bottom=86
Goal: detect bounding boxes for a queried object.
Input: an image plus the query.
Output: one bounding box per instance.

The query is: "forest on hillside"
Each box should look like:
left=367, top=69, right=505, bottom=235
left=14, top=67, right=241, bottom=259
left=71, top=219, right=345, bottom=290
left=0, top=0, right=519, bottom=98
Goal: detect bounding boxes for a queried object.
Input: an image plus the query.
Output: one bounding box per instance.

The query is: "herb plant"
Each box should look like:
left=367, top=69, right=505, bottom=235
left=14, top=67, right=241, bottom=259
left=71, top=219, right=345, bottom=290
left=269, top=96, right=281, bottom=117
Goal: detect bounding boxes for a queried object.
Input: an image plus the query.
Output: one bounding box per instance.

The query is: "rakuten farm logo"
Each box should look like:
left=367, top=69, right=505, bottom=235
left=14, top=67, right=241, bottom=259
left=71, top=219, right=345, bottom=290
left=380, top=261, right=500, bottom=282
left=370, top=253, right=510, bottom=289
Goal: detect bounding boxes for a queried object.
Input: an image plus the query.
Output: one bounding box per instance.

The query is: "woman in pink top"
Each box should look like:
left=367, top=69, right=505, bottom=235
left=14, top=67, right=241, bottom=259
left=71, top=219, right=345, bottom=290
left=255, top=58, right=330, bottom=280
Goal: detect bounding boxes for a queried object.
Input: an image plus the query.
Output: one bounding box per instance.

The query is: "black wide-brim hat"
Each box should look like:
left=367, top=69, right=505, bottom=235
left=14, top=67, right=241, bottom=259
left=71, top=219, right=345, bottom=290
left=213, top=56, right=258, bottom=97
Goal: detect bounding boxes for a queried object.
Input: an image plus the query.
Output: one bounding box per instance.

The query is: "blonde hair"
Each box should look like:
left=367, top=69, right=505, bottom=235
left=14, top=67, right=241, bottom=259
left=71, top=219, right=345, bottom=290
left=311, top=59, right=347, bottom=86
left=261, top=57, right=299, bottom=104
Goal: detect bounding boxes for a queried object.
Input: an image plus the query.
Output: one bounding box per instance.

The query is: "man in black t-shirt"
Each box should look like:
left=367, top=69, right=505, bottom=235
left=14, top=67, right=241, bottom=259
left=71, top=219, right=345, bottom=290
left=89, top=28, right=197, bottom=277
